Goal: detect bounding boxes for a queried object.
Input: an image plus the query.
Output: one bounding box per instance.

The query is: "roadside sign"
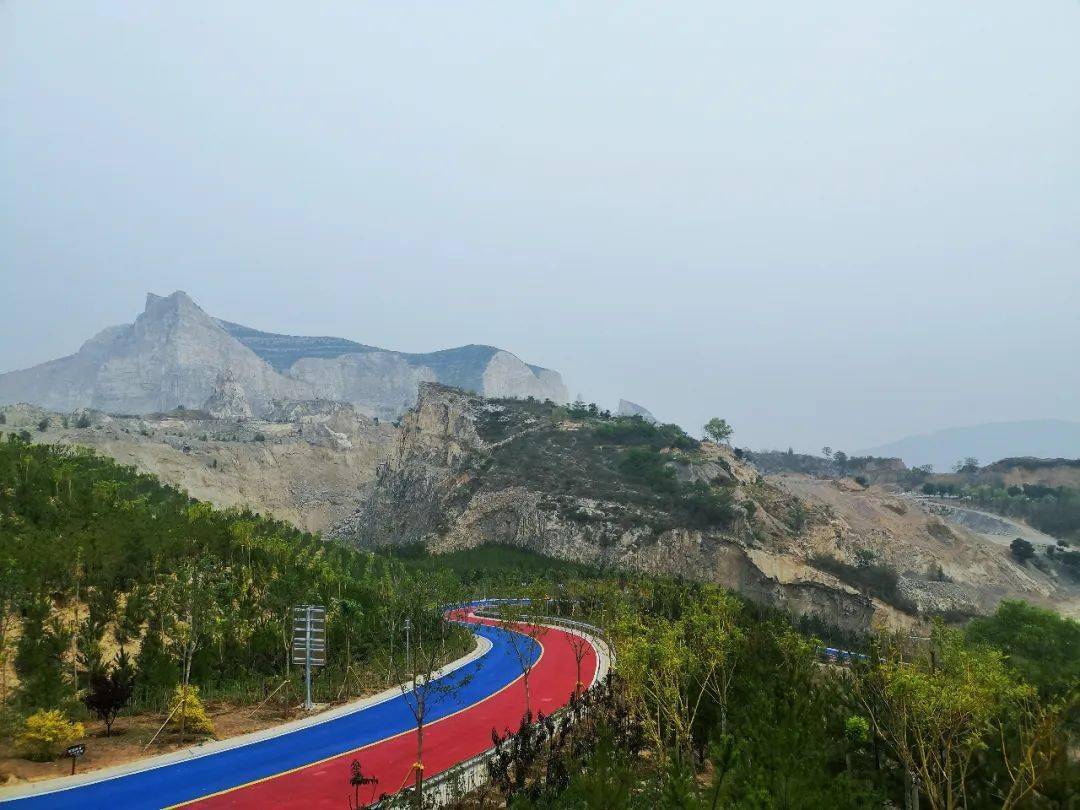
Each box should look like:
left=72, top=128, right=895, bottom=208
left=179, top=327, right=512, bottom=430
left=291, top=605, right=327, bottom=666
left=66, top=744, right=85, bottom=774
left=292, top=604, right=327, bottom=711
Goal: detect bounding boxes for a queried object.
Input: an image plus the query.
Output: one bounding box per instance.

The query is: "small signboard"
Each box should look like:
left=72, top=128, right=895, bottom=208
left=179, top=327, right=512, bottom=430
left=66, top=744, right=85, bottom=774
left=291, top=605, right=327, bottom=666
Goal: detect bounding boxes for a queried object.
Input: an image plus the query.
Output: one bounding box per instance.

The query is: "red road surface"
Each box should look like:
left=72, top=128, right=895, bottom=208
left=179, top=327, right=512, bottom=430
left=184, top=613, right=598, bottom=808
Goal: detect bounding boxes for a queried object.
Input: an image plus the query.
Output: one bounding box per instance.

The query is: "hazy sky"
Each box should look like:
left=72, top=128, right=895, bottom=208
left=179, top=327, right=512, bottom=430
left=2, top=2, right=1078, bottom=453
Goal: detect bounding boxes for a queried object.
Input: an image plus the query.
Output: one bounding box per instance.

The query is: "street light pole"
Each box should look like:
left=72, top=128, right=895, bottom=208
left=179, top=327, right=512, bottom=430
left=403, top=617, right=412, bottom=674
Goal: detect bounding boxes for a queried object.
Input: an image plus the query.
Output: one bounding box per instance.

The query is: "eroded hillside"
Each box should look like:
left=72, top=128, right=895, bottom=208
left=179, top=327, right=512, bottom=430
left=10, top=384, right=1075, bottom=630
left=773, top=474, right=1080, bottom=619
left=331, top=386, right=958, bottom=631
left=0, top=401, right=396, bottom=532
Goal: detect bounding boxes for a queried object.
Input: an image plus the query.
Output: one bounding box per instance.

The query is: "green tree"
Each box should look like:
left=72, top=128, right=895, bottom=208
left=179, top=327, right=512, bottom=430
left=15, top=596, right=72, bottom=710
left=853, top=625, right=1033, bottom=810
left=1010, top=537, right=1035, bottom=564
left=703, top=418, right=733, bottom=444
left=966, top=600, right=1080, bottom=697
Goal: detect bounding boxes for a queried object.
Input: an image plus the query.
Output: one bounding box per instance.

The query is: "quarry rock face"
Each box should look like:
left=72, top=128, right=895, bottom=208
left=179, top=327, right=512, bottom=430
left=0, top=290, right=569, bottom=418
left=287, top=352, right=437, bottom=420
left=617, top=399, right=658, bottom=423
left=203, top=370, right=254, bottom=420
left=1, top=399, right=397, bottom=533
left=481, top=350, right=569, bottom=403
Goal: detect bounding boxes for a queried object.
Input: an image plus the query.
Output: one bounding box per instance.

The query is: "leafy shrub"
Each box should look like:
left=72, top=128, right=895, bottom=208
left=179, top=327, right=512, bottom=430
left=594, top=418, right=697, bottom=450
left=168, top=684, right=215, bottom=736
left=808, top=554, right=916, bottom=613
left=75, top=413, right=92, bottom=429
left=680, top=482, right=736, bottom=528
left=16, top=709, right=85, bottom=761
left=1010, top=537, right=1035, bottom=564
left=1058, top=550, right=1080, bottom=580
left=619, top=448, right=677, bottom=493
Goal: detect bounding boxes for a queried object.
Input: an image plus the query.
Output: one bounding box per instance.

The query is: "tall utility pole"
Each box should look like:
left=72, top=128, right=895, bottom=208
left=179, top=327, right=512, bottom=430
left=403, top=617, right=412, bottom=674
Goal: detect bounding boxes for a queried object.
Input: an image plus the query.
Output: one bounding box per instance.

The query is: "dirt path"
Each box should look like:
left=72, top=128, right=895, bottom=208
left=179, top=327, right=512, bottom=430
left=910, top=496, right=1063, bottom=548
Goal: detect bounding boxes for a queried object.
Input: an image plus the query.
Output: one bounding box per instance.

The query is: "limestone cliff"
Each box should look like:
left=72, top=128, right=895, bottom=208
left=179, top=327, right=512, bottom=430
left=287, top=352, right=437, bottom=421
left=0, top=291, right=569, bottom=419
left=0, top=292, right=309, bottom=417
left=333, top=385, right=1080, bottom=629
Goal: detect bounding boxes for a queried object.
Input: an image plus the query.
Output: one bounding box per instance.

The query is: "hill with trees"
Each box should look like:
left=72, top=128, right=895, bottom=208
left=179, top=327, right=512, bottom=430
left=336, top=385, right=1078, bottom=632
left=0, top=434, right=470, bottom=773
left=0, top=434, right=1076, bottom=807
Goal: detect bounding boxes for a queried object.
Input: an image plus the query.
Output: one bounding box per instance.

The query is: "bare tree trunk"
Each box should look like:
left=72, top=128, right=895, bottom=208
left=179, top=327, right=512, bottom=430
left=415, top=718, right=424, bottom=808
left=523, top=669, right=531, bottom=718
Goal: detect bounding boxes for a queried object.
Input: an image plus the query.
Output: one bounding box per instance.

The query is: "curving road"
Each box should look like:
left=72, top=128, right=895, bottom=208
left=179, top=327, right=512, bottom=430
left=0, top=603, right=600, bottom=809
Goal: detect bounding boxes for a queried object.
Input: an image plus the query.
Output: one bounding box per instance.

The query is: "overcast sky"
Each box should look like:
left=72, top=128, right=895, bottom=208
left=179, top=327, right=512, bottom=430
left=2, top=2, right=1077, bottom=453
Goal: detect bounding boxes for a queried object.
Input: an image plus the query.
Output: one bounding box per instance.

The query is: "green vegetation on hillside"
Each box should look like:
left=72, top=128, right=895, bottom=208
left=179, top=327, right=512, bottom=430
left=477, top=399, right=735, bottom=530
left=455, top=571, right=1079, bottom=810
left=0, top=436, right=469, bottom=732
left=2, top=434, right=1076, bottom=808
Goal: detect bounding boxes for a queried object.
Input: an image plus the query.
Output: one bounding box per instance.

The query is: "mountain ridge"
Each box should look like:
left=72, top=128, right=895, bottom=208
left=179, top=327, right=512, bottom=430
left=0, top=291, right=569, bottom=420
left=860, top=419, right=1080, bottom=470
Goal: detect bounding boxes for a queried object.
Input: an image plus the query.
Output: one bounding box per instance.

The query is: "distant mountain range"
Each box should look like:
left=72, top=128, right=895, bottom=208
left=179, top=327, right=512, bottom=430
left=860, top=419, right=1080, bottom=470
left=0, top=291, right=568, bottom=420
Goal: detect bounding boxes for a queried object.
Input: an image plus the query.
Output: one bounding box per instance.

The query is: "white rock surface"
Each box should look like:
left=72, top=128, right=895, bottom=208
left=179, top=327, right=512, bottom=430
left=617, top=399, right=658, bottom=423
left=0, top=291, right=310, bottom=416
left=482, top=351, right=568, bottom=402
left=286, top=352, right=437, bottom=420
left=0, top=291, right=569, bottom=417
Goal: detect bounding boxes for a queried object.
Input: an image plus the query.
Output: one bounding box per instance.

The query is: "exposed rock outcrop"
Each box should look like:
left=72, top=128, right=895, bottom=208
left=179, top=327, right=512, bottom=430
left=775, top=474, right=1080, bottom=619
left=617, top=399, right=658, bottom=423
left=333, top=384, right=879, bottom=632
left=481, top=351, right=567, bottom=402
left=287, top=352, right=437, bottom=420
left=0, top=292, right=309, bottom=417
left=0, top=291, right=569, bottom=419
left=203, top=370, right=253, bottom=420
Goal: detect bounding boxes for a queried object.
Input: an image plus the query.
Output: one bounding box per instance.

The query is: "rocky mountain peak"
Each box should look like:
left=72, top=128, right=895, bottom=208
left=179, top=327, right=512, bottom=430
left=0, top=292, right=570, bottom=420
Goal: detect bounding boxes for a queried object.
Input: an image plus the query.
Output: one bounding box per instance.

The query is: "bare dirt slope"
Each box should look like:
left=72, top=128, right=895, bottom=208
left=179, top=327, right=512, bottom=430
left=773, top=474, right=1080, bottom=618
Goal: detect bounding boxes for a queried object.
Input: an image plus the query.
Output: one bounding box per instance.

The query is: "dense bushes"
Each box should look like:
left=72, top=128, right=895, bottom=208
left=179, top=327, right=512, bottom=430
left=16, top=709, right=84, bottom=761
left=474, top=577, right=1079, bottom=810
left=807, top=553, right=916, bottom=612
left=593, top=417, right=698, bottom=451
left=0, top=437, right=470, bottom=724
left=618, top=447, right=677, bottom=492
